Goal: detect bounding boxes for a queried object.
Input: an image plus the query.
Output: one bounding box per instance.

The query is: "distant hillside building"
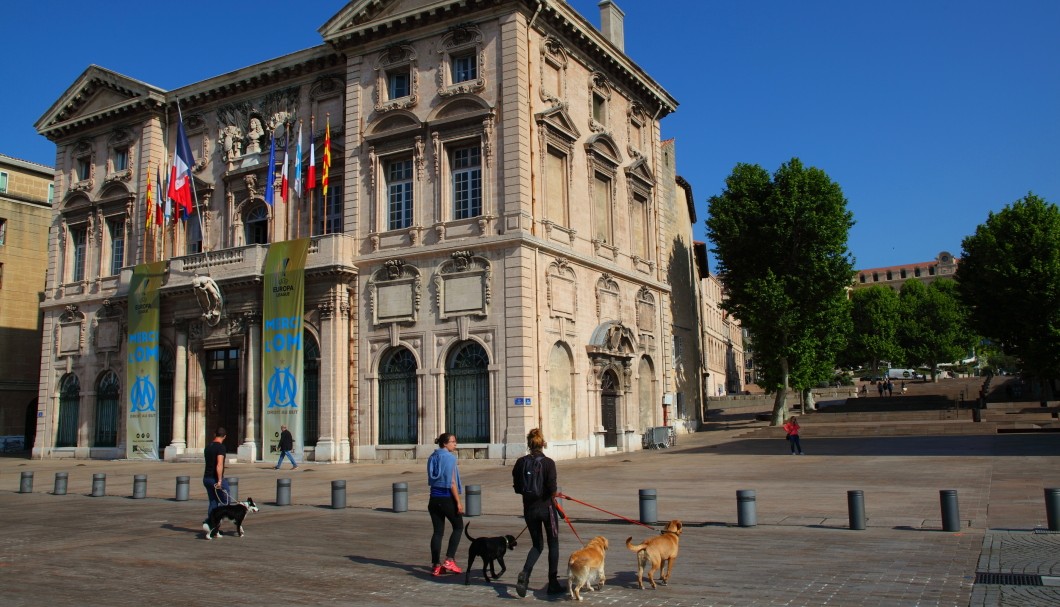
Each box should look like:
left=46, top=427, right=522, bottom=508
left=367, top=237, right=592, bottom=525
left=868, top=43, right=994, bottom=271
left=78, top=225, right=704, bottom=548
left=694, top=242, right=745, bottom=397
left=854, top=251, right=958, bottom=291
left=32, top=0, right=705, bottom=462
left=0, top=154, right=54, bottom=450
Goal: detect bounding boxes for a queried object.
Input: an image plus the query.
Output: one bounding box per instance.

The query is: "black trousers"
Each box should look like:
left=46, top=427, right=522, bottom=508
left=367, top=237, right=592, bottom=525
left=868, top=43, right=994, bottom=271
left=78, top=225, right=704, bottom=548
left=428, top=495, right=463, bottom=564
left=521, top=501, right=559, bottom=582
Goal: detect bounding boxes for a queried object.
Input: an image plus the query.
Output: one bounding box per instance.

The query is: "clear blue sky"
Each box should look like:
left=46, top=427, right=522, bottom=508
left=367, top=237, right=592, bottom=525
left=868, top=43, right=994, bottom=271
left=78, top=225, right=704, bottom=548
left=5, top=1, right=1057, bottom=271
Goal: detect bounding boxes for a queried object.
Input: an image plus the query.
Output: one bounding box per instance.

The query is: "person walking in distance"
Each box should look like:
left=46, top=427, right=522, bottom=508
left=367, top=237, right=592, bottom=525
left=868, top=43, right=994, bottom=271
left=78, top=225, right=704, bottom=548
left=513, top=428, right=565, bottom=597
left=202, top=427, right=231, bottom=538
left=427, top=433, right=464, bottom=576
left=784, top=416, right=804, bottom=455
left=274, top=424, right=297, bottom=470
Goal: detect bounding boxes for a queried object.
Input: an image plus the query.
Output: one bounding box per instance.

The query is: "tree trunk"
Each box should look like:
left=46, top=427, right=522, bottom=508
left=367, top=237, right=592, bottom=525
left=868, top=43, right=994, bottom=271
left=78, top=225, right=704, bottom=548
left=771, top=357, right=790, bottom=425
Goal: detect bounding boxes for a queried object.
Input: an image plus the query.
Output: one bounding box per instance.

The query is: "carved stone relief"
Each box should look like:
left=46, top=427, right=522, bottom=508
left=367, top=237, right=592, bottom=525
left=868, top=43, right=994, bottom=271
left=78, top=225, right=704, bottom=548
left=434, top=250, right=491, bottom=320
left=367, top=259, right=422, bottom=326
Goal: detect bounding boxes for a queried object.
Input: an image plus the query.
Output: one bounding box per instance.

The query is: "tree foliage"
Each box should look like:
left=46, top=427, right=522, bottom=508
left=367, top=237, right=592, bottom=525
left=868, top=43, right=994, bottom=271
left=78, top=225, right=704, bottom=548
left=897, top=278, right=973, bottom=381
left=841, top=286, right=902, bottom=373
left=707, top=158, right=854, bottom=424
left=957, top=193, right=1060, bottom=395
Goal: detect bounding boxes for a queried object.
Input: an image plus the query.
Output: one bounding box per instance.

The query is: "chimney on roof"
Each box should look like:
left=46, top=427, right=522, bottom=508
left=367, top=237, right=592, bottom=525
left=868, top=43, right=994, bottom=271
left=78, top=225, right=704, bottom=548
left=598, top=0, right=625, bottom=52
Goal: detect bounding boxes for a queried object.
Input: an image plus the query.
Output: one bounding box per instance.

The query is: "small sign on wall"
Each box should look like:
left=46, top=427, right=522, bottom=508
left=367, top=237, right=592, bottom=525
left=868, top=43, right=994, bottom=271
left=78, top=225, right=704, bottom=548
left=513, top=397, right=533, bottom=407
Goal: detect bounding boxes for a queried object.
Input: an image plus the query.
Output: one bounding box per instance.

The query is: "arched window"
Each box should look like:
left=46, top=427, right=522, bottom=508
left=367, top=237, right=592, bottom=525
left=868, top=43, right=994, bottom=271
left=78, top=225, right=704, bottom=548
left=56, top=374, right=80, bottom=447
left=303, top=331, right=320, bottom=446
left=378, top=347, right=418, bottom=444
left=95, top=372, right=120, bottom=447
left=547, top=344, right=574, bottom=440
left=445, top=341, right=490, bottom=443
left=245, top=205, right=269, bottom=245
left=158, top=346, right=175, bottom=449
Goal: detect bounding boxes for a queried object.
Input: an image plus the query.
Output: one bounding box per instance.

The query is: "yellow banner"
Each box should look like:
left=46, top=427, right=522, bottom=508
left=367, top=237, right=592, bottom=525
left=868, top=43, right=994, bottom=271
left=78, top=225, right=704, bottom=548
left=126, top=261, right=166, bottom=459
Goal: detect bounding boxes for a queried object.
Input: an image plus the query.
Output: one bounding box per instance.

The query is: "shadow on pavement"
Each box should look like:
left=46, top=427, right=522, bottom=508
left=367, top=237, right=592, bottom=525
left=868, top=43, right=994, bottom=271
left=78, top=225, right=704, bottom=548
left=678, top=435, right=1060, bottom=457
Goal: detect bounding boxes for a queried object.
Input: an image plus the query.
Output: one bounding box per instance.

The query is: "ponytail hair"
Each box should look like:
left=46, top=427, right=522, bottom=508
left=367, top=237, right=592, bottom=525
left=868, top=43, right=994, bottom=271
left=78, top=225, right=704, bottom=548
left=526, top=428, right=547, bottom=451
left=436, top=432, right=455, bottom=448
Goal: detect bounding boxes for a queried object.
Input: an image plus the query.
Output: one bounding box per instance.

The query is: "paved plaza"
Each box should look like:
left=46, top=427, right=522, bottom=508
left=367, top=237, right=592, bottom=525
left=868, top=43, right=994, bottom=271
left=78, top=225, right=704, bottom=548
left=2, top=425, right=1059, bottom=606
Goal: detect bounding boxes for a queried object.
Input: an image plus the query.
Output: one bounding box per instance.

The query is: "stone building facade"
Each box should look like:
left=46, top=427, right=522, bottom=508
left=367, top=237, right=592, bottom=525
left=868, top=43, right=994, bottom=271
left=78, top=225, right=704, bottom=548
left=32, top=0, right=704, bottom=463
left=853, top=251, right=959, bottom=291
left=0, top=154, right=54, bottom=449
left=698, top=257, right=745, bottom=397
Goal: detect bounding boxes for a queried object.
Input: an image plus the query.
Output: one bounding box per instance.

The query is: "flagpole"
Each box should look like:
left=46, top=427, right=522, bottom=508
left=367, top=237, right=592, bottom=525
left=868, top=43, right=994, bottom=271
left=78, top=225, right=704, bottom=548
left=308, top=116, right=315, bottom=238
left=175, top=101, right=212, bottom=274
left=285, top=123, right=290, bottom=242
left=296, top=120, right=302, bottom=240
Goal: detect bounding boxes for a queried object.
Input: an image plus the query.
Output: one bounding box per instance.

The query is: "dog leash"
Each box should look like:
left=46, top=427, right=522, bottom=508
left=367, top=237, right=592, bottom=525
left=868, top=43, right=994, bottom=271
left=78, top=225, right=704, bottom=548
left=555, top=492, right=657, bottom=532
left=216, top=486, right=231, bottom=507
left=552, top=497, right=584, bottom=546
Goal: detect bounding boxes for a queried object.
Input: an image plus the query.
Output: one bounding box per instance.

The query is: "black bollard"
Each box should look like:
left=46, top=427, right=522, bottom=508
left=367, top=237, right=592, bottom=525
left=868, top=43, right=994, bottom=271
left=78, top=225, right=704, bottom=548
left=847, top=490, right=865, bottom=530
left=1045, top=488, right=1060, bottom=531
left=276, top=478, right=291, bottom=506
left=19, top=471, right=33, bottom=494
left=331, top=480, right=347, bottom=509
left=737, top=489, right=757, bottom=527
left=175, top=476, right=190, bottom=501
left=54, top=472, right=68, bottom=496
left=639, top=489, right=658, bottom=525
left=91, top=473, right=106, bottom=497
left=132, top=474, right=147, bottom=499
left=225, top=477, right=239, bottom=503
left=940, top=489, right=960, bottom=532
left=465, top=484, right=481, bottom=517
left=392, top=482, right=408, bottom=513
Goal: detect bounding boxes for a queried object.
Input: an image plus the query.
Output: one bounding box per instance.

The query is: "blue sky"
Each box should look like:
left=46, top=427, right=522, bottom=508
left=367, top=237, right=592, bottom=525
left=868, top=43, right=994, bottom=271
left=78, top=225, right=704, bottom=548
left=4, top=1, right=1057, bottom=271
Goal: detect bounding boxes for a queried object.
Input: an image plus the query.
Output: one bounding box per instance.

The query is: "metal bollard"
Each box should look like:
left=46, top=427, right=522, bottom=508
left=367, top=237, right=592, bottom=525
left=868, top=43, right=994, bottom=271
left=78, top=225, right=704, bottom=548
left=54, top=472, right=68, bottom=495
left=940, top=489, right=960, bottom=531
left=19, top=471, right=33, bottom=494
left=639, top=489, right=657, bottom=525
left=132, top=474, right=147, bottom=499
left=847, top=490, right=866, bottom=530
left=1045, top=488, right=1060, bottom=531
left=175, top=476, right=190, bottom=501
left=737, top=489, right=757, bottom=527
left=225, top=477, right=239, bottom=503
left=331, top=480, right=347, bottom=509
left=392, top=482, right=408, bottom=513
left=91, top=473, right=106, bottom=497
left=465, top=484, right=481, bottom=517
left=276, top=478, right=291, bottom=506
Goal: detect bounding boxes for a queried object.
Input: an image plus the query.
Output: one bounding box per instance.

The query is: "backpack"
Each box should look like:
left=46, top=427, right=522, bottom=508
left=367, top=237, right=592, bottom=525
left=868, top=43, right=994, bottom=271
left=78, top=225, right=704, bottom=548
left=516, top=454, right=546, bottom=499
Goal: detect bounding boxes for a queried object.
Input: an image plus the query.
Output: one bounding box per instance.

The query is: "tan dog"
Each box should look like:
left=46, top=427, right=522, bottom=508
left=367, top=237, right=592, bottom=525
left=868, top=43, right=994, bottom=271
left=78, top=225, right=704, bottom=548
left=566, top=536, right=609, bottom=601
left=625, top=519, right=683, bottom=589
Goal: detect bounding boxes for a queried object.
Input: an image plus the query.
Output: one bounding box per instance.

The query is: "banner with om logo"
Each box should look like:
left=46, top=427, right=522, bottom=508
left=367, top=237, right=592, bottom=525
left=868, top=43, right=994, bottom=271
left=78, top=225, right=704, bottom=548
left=262, top=239, right=309, bottom=461
left=126, top=261, right=166, bottom=459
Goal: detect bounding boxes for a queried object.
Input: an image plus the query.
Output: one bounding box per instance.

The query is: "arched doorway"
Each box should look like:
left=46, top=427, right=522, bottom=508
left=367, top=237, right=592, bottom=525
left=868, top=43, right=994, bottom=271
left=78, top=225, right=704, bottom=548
left=445, top=341, right=490, bottom=443
left=94, top=371, right=120, bottom=447
left=600, top=369, right=619, bottom=448
left=303, top=330, right=320, bottom=447
left=378, top=347, right=418, bottom=444
left=205, top=348, right=240, bottom=452
left=56, top=374, right=80, bottom=448
left=245, top=204, right=269, bottom=245
left=158, top=346, right=175, bottom=450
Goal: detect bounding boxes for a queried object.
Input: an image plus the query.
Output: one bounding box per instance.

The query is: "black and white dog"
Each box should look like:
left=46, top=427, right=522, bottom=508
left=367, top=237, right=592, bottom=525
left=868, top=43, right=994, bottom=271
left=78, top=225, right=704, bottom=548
left=203, top=497, right=258, bottom=540
left=463, top=522, right=518, bottom=585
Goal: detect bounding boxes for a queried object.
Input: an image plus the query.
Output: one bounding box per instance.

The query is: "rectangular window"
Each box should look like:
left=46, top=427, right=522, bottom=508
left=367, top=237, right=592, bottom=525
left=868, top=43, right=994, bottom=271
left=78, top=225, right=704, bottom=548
left=114, top=148, right=129, bottom=172
left=386, top=158, right=414, bottom=230
left=544, top=148, right=567, bottom=226
left=186, top=217, right=203, bottom=254
left=592, top=93, right=606, bottom=124
left=900, top=268, right=907, bottom=279
left=593, top=173, right=612, bottom=243
left=77, top=158, right=90, bottom=181
left=914, top=267, right=921, bottom=277
left=48, top=183, right=54, bottom=204
left=0, top=218, right=6, bottom=245
left=387, top=69, right=410, bottom=99
left=452, top=53, right=477, bottom=83
left=108, top=218, right=125, bottom=276
left=451, top=146, right=482, bottom=220
left=314, top=178, right=344, bottom=235
left=0, top=171, right=7, bottom=193
left=71, top=225, right=87, bottom=282
left=633, top=193, right=649, bottom=258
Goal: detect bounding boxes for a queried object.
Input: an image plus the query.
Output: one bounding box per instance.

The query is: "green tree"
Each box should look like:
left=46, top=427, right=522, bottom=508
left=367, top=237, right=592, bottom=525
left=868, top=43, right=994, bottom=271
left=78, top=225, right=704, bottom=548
left=707, top=158, right=854, bottom=424
left=841, top=286, right=902, bottom=375
left=957, top=194, right=1060, bottom=401
left=897, top=278, right=973, bottom=381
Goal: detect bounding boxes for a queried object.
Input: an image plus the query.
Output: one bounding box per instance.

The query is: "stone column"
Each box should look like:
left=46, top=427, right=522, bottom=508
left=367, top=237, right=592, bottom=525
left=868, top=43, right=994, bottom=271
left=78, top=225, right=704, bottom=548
left=238, top=314, right=260, bottom=463
left=315, top=289, right=351, bottom=463
left=164, top=325, right=188, bottom=460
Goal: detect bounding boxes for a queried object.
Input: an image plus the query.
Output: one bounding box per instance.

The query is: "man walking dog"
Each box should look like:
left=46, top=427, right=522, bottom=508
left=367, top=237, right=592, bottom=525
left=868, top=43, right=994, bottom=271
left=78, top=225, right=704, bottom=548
left=202, top=427, right=231, bottom=538
left=275, top=424, right=297, bottom=470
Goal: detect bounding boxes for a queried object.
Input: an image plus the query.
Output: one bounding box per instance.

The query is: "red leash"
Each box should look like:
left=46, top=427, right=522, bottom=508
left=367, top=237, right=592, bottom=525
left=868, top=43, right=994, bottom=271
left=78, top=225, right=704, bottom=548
left=555, top=492, right=657, bottom=535
left=552, top=497, right=583, bottom=545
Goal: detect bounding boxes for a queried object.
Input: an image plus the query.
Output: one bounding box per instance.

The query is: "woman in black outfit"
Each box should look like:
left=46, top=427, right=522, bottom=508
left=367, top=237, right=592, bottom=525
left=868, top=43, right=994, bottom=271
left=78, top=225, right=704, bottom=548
left=512, top=428, right=564, bottom=596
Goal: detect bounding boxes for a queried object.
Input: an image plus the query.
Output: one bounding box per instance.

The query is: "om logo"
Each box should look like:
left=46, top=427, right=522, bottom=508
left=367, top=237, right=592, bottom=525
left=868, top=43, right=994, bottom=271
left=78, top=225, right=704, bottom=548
left=267, top=366, right=298, bottom=408
left=130, top=374, right=157, bottom=412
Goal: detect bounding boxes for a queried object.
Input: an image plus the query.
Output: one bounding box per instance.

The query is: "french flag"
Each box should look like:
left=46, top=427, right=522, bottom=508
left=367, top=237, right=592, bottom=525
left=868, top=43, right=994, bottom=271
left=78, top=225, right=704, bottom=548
left=167, top=117, right=195, bottom=217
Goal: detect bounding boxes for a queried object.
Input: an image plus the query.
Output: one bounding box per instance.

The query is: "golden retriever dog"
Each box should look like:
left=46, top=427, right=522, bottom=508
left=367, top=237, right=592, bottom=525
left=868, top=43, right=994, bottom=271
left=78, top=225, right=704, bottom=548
left=566, top=536, right=609, bottom=601
left=625, top=519, right=683, bottom=589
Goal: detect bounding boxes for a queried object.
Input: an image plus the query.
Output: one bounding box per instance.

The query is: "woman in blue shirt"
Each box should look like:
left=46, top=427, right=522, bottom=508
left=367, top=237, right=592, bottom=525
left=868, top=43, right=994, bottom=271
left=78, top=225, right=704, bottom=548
left=427, top=432, right=464, bottom=576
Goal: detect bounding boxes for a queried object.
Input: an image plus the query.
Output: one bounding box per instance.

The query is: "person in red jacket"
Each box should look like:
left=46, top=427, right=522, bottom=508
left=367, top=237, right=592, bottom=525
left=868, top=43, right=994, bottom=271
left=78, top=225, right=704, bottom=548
left=783, top=416, right=804, bottom=455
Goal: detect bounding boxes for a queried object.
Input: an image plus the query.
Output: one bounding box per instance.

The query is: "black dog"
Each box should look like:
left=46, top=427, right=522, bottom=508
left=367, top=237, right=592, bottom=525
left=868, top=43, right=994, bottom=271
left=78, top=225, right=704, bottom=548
left=203, top=497, right=258, bottom=540
left=463, top=522, right=518, bottom=584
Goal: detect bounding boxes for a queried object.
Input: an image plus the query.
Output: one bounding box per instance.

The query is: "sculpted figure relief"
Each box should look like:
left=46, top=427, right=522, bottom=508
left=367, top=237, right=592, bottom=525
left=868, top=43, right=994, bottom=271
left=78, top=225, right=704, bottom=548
left=245, top=118, right=265, bottom=155
left=218, top=125, right=244, bottom=162
left=191, top=275, right=224, bottom=326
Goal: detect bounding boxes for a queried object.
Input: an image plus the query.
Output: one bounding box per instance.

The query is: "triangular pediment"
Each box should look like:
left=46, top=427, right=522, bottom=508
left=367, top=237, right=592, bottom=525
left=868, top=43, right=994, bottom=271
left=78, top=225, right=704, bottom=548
left=535, top=105, right=581, bottom=143
left=320, top=0, right=430, bottom=41
left=35, top=66, right=166, bottom=139
left=625, top=157, right=655, bottom=187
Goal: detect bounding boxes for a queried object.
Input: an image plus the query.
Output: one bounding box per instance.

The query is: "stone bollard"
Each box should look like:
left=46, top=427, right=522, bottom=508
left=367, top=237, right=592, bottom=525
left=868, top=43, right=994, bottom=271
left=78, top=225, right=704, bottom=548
left=276, top=478, right=291, bottom=506
left=54, top=472, right=68, bottom=496
left=847, top=490, right=865, bottom=530
left=225, top=477, right=239, bottom=503
left=19, top=471, right=33, bottom=494
left=331, top=480, right=347, bottom=509
left=940, top=489, right=960, bottom=532
left=737, top=489, right=757, bottom=527
left=175, top=476, right=190, bottom=501
left=132, top=475, right=148, bottom=499
left=639, top=489, right=657, bottom=525
left=392, top=482, right=408, bottom=513
left=1045, top=488, right=1060, bottom=531
left=91, top=473, right=106, bottom=497
left=465, top=484, right=482, bottom=517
